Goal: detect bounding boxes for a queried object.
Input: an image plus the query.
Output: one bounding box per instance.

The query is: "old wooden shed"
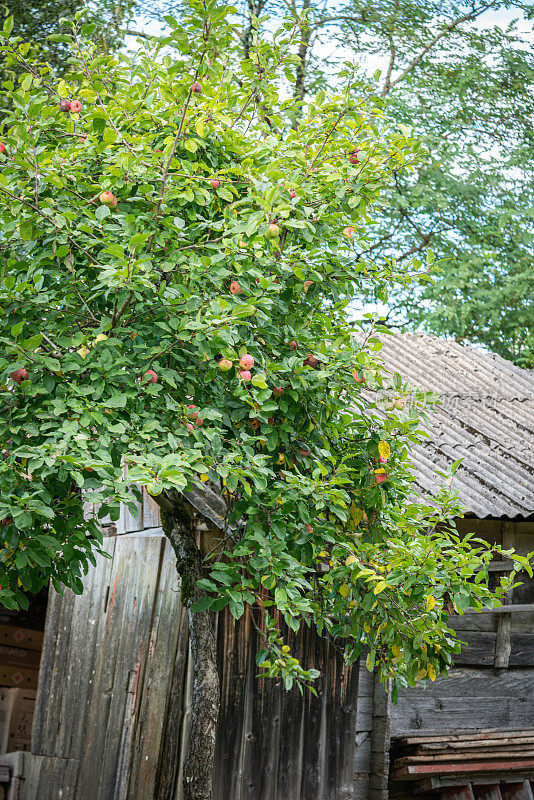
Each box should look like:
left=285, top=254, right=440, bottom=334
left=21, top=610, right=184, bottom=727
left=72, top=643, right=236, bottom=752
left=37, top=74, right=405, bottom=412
left=0, top=332, right=532, bottom=800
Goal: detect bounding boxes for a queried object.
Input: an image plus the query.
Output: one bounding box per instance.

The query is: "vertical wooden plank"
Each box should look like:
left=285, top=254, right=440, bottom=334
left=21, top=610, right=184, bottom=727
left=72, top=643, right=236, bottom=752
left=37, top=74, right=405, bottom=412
left=97, top=535, right=164, bottom=800
left=323, top=647, right=359, bottom=799
left=495, top=521, right=516, bottom=668
left=142, top=488, right=161, bottom=529
left=126, top=539, right=183, bottom=799
left=299, top=628, right=328, bottom=799
left=275, top=621, right=305, bottom=800
left=474, top=787, right=503, bottom=800
left=213, top=605, right=251, bottom=800
left=154, top=602, right=190, bottom=800
left=440, top=788, right=475, bottom=800
left=501, top=783, right=534, bottom=800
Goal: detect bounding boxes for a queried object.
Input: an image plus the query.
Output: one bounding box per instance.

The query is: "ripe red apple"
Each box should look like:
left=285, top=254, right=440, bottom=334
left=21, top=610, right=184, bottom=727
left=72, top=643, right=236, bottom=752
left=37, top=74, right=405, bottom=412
left=1, top=518, right=13, bottom=526
left=9, top=368, right=29, bottom=384
left=297, top=448, right=310, bottom=457
left=0, top=142, right=6, bottom=154
left=239, top=370, right=251, bottom=382
left=289, top=188, right=297, bottom=199
left=209, top=178, right=219, bottom=189
left=303, top=280, right=313, bottom=294
left=272, top=387, right=284, bottom=398
left=144, top=369, right=158, bottom=383
left=349, top=147, right=360, bottom=164
left=303, top=354, right=320, bottom=369
left=186, top=422, right=194, bottom=432
left=394, top=398, right=406, bottom=410
left=266, top=222, right=280, bottom=239
left=186, top=404, right=199, bottom=421
left=70, top=100, right=82, bottom=113
left=289, top=340, right=298, bottom=350
left=305, top=524, right=313, bottom=534
left=59, top=99, right=71, bottom=112
left=239, top=354, right=254, bottom=370
left=343, top=226, right=356, bottom=239
left=378, top=454, right=388, bottom=464
left=195, top=417, right=203, bottom=427
left=99, top=191, right=117, bottom=208
left=218, top=358, right=233, bottom=372
left=353, top=370, right=365, bottom=384
left=191, top=82, right=202, bottom=94
left=375, top=469, right=387, bottom=484
left=230, top=281, right=243, bottom=295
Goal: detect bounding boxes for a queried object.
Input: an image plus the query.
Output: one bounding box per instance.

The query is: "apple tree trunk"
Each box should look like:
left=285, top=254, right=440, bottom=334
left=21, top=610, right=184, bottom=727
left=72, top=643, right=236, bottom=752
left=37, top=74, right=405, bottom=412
left=162, top=505, right=220, bottom=800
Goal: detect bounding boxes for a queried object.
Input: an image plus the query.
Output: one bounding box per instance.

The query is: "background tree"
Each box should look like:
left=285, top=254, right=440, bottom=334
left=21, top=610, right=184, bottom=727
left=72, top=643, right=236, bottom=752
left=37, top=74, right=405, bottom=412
left=0, top=4, right=527, bottom=799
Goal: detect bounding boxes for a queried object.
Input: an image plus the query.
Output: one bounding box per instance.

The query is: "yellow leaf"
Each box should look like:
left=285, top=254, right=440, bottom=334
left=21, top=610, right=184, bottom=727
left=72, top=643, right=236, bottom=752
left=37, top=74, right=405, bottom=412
left=378, top=441, right=391, bottom=460
left=349, top=503, right=363, bottom=529
left=391, top=644, right=401, bottom=658
left=415, top=668, right=427, bottom=681
left=427, top=664, right=437, bottom=682
left=363, top=623, right=371, bottom=633
left=339, top=583, right=350, bottom=597
left=374, top=580, right=388, bottom=594
left=77, top=346, right=90, bottom=359
left=426, top=594, right=436, bottom=612
left=200, top=473, right=209, bottom=482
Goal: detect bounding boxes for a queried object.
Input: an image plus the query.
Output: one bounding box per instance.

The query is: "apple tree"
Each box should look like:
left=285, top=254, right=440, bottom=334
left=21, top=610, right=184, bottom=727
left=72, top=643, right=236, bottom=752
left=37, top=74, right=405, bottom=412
left=0, top=4, right=525, bottom=799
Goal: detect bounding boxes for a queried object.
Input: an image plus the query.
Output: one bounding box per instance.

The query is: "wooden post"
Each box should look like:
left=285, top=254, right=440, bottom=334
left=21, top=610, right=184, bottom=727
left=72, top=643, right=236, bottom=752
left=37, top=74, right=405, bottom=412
left=495, top=521, right=516, bottom=669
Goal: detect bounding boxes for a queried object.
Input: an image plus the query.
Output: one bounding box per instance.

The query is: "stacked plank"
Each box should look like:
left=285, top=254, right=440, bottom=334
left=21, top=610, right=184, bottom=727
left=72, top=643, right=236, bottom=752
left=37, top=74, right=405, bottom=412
left=390, top=729, right=534, bottom=798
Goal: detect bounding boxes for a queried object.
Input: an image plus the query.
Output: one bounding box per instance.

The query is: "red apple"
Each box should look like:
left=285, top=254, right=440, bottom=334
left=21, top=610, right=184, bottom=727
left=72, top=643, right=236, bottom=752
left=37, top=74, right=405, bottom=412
left=305, top=524, right=313, bottom=534
left=289, top=340, right=298, bottom=350
left=218, top=358, right=233, bottom=372
left=209, top=179, right=219, bottom=189
left=99, top=191, right=117, bottom=208
left=191, top=82, right=202, bottom=94
left=186, top=404, right=199, bottom=421
left=59, top=99, right=71, bottom=112
left=378, top=454, right=388, bottom=464
left=186, top=423, right=194, bottom=432
left=343, top=226, right=356, bottom=239
left=9, top=368, right=29, bottom=384
left=375, top=469, right=387, bottom=484
left=303, top=280, right=313, bottom=294
left=353, top=370, right=365, bottom=384
left=195, top=417, right=203, bottom=427
left=303, top=355, right=320, bottom=369
left=239, top=370, right=251, bottom=382
left=230, top=281, right=243, bottom=295
left=70, top=100, right=82, bottom=113
left=1, top=518, right=13, bottom=525
left=0, top=142, right=6, bottom=154
left=289, top=188, right=297, bottom=199
left=272, top=387, right=284, bottom=398
left=349, top=148, right=360, bottom=164
left=239, top=354, right=254, bottom=370
left=144, top=369, right=158, bottom=383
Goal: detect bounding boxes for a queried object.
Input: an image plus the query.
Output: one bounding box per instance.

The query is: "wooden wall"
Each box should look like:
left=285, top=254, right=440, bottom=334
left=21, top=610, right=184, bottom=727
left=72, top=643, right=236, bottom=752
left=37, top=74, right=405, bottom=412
left=23, top=530, right=386, bottom=800
left=390, top=519, right=534, bottom=739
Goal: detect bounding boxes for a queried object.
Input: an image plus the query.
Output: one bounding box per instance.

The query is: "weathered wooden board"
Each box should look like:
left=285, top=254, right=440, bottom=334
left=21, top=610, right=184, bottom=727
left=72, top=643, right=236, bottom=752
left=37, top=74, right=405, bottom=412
left=391, top=669, right=534, bottom=736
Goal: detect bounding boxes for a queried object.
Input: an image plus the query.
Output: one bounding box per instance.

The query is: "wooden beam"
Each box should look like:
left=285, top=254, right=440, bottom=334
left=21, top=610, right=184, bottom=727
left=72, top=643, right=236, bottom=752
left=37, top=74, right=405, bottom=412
left=392, top=759, right=534, bottom=781
left=462, top=605, right=534, bottom=615
left=495, top=522, right=516, bottom=668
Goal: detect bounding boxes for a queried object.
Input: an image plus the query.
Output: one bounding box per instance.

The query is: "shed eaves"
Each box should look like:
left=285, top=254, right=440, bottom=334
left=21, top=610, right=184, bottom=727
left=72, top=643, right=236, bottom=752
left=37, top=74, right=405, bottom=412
left=372, top=332, right=534, bottom=520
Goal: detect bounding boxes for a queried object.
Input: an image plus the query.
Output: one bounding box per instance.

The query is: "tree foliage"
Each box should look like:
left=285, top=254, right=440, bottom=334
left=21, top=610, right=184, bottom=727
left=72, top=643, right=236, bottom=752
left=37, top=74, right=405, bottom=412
left=0, top=0, right=526, bottom=710
left=134, top=0, right=534, bottom=365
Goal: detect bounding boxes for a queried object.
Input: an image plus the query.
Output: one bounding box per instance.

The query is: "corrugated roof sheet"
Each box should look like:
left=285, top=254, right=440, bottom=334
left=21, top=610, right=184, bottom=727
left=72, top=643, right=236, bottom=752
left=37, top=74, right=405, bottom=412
left=371, top=332, right=534, bottom=520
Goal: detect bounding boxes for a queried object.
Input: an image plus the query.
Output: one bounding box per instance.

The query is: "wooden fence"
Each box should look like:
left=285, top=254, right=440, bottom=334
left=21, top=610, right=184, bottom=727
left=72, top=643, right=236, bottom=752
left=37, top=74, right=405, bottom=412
left=23, top=531, right=389, bottom=800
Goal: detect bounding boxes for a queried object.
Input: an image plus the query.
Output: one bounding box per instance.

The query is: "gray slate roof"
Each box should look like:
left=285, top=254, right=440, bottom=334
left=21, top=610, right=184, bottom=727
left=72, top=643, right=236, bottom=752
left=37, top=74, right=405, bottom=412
left=374, top=332, right=534, bottom=520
